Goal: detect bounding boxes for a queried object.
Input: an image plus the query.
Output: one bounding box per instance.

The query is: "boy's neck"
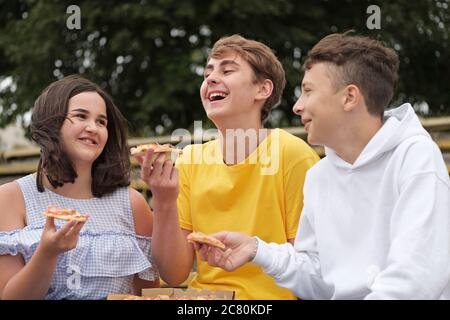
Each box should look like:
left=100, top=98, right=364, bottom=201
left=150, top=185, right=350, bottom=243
left=213, top=112, right=268, bottom=165
left=214, top=111, right=262, bottom=132
left=216, top=122, right=271, bottom=165
left=44, top=163, right=94, bottom=199
left=332, top=115, right=383, bottom=165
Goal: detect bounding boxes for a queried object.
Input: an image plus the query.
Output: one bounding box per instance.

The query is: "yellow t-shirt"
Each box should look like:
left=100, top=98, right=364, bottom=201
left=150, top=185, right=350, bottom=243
left=176, top=129, right=319, bottom=299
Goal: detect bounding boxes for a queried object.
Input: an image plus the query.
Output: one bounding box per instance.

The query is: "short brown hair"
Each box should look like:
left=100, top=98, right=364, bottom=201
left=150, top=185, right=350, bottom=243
left=31, top=75, right=130, bottom=197
left=208, top=34, right=286, bottom=122
left=304, top=32, right=399, bottom=118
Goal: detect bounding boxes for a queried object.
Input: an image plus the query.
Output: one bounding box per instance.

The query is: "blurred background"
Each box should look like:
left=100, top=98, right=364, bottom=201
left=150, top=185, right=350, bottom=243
left=0, top=0, right=449, bottom=185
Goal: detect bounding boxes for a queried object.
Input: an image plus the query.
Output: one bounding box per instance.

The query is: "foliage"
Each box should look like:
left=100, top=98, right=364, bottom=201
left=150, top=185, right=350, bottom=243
left=0, top=0, right=449, bottom=136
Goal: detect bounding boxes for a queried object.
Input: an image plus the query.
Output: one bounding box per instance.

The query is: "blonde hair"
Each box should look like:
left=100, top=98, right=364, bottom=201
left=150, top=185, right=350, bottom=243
left=209, top=35, right=286, bottom=122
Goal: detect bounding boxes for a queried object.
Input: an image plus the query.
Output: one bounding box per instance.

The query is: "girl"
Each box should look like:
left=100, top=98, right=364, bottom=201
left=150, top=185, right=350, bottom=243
left=0, top=75, right=159, bottom=299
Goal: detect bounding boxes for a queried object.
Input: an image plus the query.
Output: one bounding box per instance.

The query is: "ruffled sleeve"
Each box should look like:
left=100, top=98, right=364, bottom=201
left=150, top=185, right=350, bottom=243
left=136, top=235, right=159, bottom=281
left=1, top=227, right=159, bottom=281
left=0, top=230, right=20, bottom=256
left=0, top=226, right=42, bottom=259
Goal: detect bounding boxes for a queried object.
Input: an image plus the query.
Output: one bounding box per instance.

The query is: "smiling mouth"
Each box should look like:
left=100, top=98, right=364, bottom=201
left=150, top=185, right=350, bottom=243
left=78, top=138, right=98, bottom=146
left=208, top=92, right=228, bottom=102
left=303, top=120, right=312, bottom=130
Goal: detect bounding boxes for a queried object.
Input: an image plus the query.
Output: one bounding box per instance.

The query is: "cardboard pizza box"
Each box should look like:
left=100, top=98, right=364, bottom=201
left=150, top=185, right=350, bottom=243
left=145, top=288, right=234, bottom=300
left=107, top=294, right=135, bottom=300
left=107, top=288, right=234, bottom=300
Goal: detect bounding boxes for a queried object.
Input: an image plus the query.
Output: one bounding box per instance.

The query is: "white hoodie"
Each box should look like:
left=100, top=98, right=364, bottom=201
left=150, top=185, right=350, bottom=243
left=254, top=104, right=450, bottom=299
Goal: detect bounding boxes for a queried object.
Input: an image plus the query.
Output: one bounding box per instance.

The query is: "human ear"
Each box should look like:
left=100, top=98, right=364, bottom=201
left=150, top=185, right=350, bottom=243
left=255, top=79, right=274, bottom=101
left=342, top=84, right=360, bottom=112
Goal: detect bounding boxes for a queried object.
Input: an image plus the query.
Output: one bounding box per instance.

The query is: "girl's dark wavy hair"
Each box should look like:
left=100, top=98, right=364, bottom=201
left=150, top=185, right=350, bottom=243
left=30, top=75, right=130, bottom=197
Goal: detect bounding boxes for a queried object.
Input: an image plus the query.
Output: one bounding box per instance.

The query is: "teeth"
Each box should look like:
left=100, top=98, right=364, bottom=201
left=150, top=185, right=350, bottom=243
left=209, top=92, right=227, bottom=100
left=80, top=138, right=96, bottom=145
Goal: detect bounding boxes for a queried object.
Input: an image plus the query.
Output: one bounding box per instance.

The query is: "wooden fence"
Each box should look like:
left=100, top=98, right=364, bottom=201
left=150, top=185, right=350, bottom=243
left=1, top=116, right=450, bottom=190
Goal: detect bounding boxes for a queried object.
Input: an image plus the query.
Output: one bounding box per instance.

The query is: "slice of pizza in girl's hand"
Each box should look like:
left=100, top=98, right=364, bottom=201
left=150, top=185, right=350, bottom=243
left=186, top=231, right=226, bottom=250
left=42, top=205, right=89, bottom=222
left=130, top=143, right=183, bottom=163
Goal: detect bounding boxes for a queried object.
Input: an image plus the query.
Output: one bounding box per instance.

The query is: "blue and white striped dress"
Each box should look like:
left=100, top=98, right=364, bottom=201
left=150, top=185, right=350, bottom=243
left=0, top=174, right=158, bottom=299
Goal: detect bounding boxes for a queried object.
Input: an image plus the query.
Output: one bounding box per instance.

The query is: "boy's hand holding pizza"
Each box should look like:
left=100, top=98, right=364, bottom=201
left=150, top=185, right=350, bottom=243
left=135, top=144, right=180, bottom=206
left=189, top=231, right=258, bottom=272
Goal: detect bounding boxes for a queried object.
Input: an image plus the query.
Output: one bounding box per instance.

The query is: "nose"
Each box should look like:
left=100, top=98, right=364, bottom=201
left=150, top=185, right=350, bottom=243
left=84, top=119, right=98, bottom=132
left=206, top=70, right=219, bottom=85
left=292, top=96, right=304, bottom=116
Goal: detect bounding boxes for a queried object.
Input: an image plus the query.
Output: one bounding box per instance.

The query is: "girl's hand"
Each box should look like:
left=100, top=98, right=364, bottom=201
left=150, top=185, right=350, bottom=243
left=39, top=217, right=86, bottom=258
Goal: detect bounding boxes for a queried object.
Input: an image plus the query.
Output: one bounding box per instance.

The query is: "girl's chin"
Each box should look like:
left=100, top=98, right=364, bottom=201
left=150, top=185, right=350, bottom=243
left=71, top=151, right=102, bottom=164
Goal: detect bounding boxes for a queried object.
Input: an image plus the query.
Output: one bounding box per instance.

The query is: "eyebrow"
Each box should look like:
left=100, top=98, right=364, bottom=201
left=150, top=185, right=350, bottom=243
left=301, top=81, right=314, bottom=88
left=70, top=108, right=107, bottom=120
left=204, top=59, right=240, bottom=72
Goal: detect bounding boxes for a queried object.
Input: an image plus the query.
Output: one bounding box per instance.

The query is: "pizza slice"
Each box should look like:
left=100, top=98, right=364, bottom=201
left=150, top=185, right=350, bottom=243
left=186, top=231, right=226, bottom=250
left=42, top=205, right=89, bottom=222
left=130, top=143, right=183, bottom=160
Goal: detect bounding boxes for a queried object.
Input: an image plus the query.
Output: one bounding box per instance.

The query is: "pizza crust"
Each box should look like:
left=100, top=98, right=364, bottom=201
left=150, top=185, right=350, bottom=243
left=186, top=231, right=226, bottom=250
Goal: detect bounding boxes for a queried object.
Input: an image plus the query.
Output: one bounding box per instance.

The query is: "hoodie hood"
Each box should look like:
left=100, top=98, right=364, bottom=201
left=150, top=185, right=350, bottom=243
left=325, top=103, right=431, bottom=169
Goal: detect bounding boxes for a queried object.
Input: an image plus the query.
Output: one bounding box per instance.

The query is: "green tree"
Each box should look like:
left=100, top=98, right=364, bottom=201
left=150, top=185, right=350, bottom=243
left=0, top=0, right=449, bottom=136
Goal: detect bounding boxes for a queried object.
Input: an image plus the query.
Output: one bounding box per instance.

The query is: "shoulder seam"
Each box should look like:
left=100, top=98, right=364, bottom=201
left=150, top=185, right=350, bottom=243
left=401, top=171, right=450, bottom=190
left=283, top=156, right=319, bottom=177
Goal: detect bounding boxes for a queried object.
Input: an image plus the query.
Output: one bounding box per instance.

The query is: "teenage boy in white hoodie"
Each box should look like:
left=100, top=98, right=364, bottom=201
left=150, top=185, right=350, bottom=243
left=197, top=32, right=450, bottom=299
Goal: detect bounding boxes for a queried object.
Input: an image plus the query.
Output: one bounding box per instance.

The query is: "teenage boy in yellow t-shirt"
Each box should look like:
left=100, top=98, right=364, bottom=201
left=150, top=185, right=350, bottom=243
left=138, top=35, right=319, bottom=299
